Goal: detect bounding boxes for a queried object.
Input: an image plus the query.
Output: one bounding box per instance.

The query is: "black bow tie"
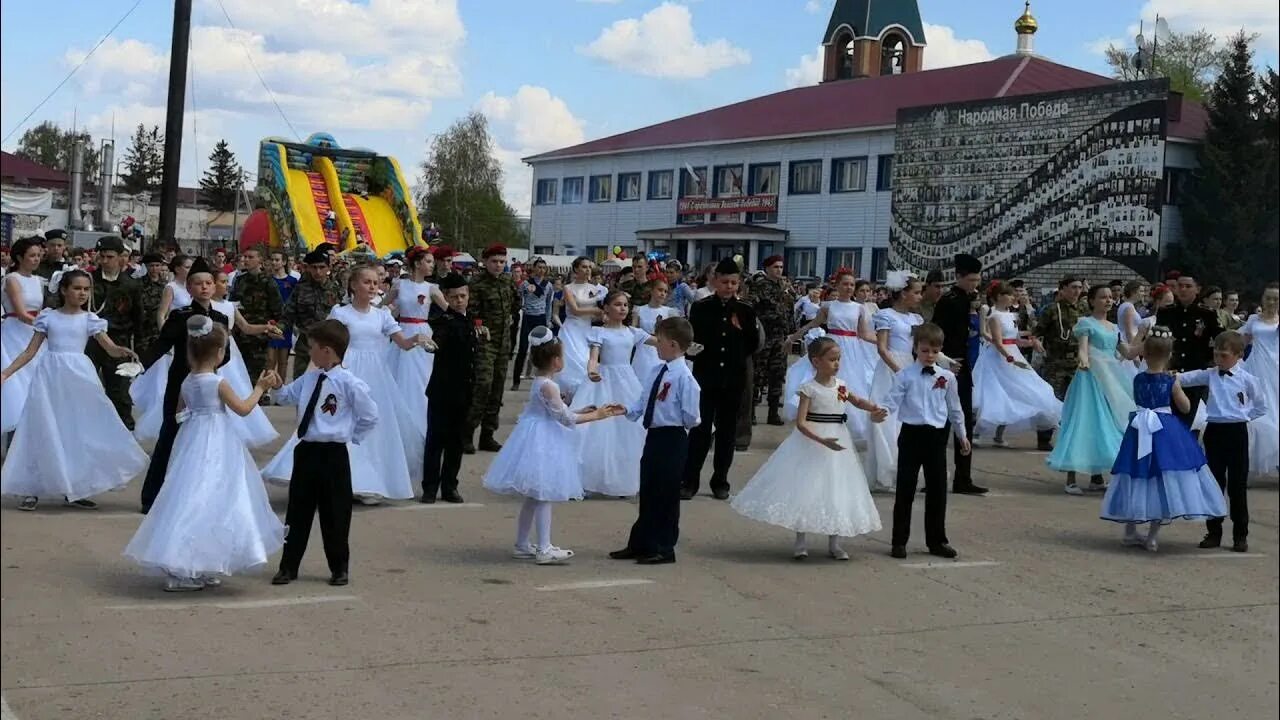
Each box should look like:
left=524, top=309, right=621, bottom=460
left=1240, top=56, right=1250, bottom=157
left=1219, top=369, right=1233, bottom=377
left=921, top=366, right=936, bottom=376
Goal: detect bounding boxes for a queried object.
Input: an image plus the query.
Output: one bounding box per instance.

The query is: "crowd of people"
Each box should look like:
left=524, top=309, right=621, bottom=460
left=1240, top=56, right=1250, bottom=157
left=0, top=230, right=1276, bottom=592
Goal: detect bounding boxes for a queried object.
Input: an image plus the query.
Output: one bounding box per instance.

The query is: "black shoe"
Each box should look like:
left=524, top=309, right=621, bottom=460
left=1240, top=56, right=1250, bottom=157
left=953, top=483, right=988, bottom=495
left=441, top=491, right=465, bottom=504
left=609, top=547, right=641, bottom=560
left=1231, top=539, right=1249, bottom=553
left=418, top=494, right=437, bottom=504
left=890, top=545, right=908, bottom=559
left=1198, top=534, right=1222, bottom=549
left=329, top=572, right=349, bottom=586
left=511, top=383, right=520, bottom=392
left=271, top=569, right=296, bottom=585
left=712, top=488, right=730, bottom=501
left=635, top=554, right=675, bottom=565
left=139, top=504, right=150, bottom=515
left=928, top=544, right=958, bottom=559
left=679, top=489, right=695, bottom=500
left=478, top=435, right=503, bottom=452
left=462, top=440, right=476, bottom=455
left=1037, top=442, right=1054, bottom=452
left=734, top=442, right=750, bottom=451
left=767, top=410, right=785, bottom=426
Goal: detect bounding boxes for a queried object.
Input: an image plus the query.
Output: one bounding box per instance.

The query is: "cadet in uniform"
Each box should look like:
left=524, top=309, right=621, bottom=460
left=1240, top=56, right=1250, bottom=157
left=617, top=256, right=652, bottom=308
left=747, top=254, right=796, bottom=426
left=135, top=253, right=169, bottom=353
left=229, top=245, right=283, bottom=386
left=87, top=236, right=142, bottom=429
left=1033, top=275, right=1085, bottom=451
left=1157, top=272, right=1221, bottom=428
left=930, top=253, right=988, bottom=495
left=466, top=244, right=517, bottom=453
left=283, top=249, right=343, bottom=381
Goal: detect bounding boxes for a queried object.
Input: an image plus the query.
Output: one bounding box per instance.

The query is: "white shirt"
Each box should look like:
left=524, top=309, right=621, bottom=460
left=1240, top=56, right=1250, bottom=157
left=1178, top=366, right=1267, bottom=423
left=880, top=361, right=968, bottom=439
left=275, top=366, right=378, bottom=444
left=627, top=357, right=701, bottom=429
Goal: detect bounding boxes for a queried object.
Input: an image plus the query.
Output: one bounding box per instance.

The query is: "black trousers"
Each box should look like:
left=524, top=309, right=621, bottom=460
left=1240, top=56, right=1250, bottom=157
left=682, top=382, right=742, bottom=494
left=280, top=442, right=352, bottom=575
left=951, top=367, right=976, bottom=488
left=140, top=404, right=179, bottom=510
left=512, top=313, right=546, bottom=388
left=423, top=399, right=468, bottom=499
left=1204, top=422, right=1249, bottom=540
left=892, top=423, right=951, bottom=548
left=627, top=428, right=689, bottom=558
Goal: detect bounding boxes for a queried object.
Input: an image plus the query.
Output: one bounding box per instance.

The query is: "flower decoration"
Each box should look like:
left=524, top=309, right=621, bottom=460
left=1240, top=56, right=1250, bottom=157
left=933, top=376, right=948, bottom=390
left=836, top=385, right=849, bottom=403
left=417, top=294, right=427, bottom=305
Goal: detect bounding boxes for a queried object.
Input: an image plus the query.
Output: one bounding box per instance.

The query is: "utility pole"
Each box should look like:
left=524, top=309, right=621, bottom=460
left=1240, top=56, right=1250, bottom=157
left=156, top=0, right=192, bottom=250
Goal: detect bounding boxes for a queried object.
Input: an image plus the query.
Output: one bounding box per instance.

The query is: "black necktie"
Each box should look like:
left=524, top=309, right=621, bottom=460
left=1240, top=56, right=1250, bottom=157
left=1219, top=369, right=1233, bottom=377
left=643, top=365, right=669, bottom=429
left=921, top=366, right=936, bottom=376
left=298, top=373, right=328, bottom=438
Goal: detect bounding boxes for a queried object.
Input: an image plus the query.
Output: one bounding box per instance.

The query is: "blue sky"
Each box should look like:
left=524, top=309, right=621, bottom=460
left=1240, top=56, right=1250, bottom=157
left=2, top=0, right=1276, bottom=213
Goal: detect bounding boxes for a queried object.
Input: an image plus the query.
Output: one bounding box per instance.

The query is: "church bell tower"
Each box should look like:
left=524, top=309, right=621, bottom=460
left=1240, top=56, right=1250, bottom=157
left=820, top=0, right=928, bottom=82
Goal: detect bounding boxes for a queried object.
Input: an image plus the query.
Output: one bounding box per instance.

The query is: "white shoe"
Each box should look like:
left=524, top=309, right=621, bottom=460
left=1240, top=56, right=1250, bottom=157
left=535, top=546, right=574, bottom=565
left=793, top=548, right=809, bottom=560
left=1144, top=537, right=1159, bottom=552
left=992, top=438, right=1010, bottom=448
left=198, top=575, right=223, bottom=587
left=357, top=495, right=382, bottom=506
left=829, top=547, right=850, bottom=561
left=511, top=545, right=536, bottom=560
left=1064, top=484, right=1084, bottom=496
left=1122, top=534, right=1145, bottom=547
left=164, top=577, right=204, bottom=592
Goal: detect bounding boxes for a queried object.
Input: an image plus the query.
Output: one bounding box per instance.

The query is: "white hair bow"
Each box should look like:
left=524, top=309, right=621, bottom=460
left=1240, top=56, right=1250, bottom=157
left=188, top=316, right=214, bottom=338
left=884, top=270, right=914, bottom=292
left=528, top=326, right=555, bottom=347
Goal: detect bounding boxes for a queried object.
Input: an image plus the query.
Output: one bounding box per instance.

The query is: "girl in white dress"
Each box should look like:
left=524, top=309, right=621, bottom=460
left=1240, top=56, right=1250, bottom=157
left=130, top=255, right=193, bottom=436
left=854, top=279, right=882, bottom=385
left=732, top=337, right=886, bottom=560
left=483, top=327, right=623, bottom=564
left=1, top=237, right=46, bottom=434
left=158, top=255, right=193, bottom=325
left=574, top=291, right=657, bottom=497
left=211, top=271, right=279, bottom=447
left=1243, top=283, right=1279, bottom=476
left=784, top=271, right=877, bottom=444
left=631, top=279, right=676, bottom=387
left=558, top=257, right=605, bottom=399
left=1, top=271, right=146, bottom=511
left=124, top=317, right=284, bottom=592
left=865, top=272, right=924, bottom=492
left=385, top=246, right=447, bottom=470
left=973, top=282, right=1061, bottom=434
left=263, top=265, right=432, bottom=503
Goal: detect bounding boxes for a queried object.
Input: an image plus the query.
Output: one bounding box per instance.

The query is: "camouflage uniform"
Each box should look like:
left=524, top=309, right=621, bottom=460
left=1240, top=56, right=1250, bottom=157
left=87, top=269, right=142, bottom=429
left=136, top=277, right=167, bottom=353
left=467, top=271, right=516, bottom=446
left=283, top=274, right=342, bottom=380
left=1033, top=298, right=1082, bottom=448
left=746, top=272, right=796, bottom=420
left=229, top=269, right=283, bottom=384
left=618, top=276, right=651, bottom=308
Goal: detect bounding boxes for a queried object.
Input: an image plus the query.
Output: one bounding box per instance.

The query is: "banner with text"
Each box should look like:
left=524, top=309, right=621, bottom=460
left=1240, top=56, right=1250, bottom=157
left=677, top=195, right=778, bottom=214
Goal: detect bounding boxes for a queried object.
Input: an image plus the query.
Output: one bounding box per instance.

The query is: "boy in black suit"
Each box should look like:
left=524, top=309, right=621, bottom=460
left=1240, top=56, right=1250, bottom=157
left=422, top=273, right=480, bottom=503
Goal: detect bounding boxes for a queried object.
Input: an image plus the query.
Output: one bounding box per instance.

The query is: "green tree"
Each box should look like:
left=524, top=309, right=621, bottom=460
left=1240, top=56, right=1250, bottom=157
left=198, top=139, right=245, bottom=211
left=417, top=111, right=522, bottom=251
left=1173, top=33, right=1279, bottom=298
left=120, top=124, right=164, bottom=195
left=1104, top=28, right=1228, bottom=102
left=15, top=120, right=101, bottom=179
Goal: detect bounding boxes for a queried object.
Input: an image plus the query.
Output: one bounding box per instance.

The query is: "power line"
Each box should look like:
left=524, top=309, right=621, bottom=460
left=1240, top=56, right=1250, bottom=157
left=214, top=0, right=301, bottom=142
left=1, top=0, right=147, bottom=144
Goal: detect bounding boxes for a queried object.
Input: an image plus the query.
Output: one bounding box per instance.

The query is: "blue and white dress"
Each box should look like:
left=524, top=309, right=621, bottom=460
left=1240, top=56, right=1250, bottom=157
left=483, top=376, right=584, bottom=502
left=1101, top=372, right=1227, bottom=524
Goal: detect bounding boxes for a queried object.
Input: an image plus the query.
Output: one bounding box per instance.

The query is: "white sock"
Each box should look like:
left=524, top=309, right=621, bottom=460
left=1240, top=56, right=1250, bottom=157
left=516, top=498, right=537, bottom=548
left=534, top=501, right=554, bottom=551
left=828, top=535, right=843, bottom=553
left=794, top=532, right=807, bottom=553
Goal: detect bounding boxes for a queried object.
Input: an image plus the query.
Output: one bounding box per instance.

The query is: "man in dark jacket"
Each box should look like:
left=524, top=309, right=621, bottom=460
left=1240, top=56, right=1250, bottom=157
left=929, top=253, right=988, bottom=495
left=1157, top=272, right=1221, bottom=429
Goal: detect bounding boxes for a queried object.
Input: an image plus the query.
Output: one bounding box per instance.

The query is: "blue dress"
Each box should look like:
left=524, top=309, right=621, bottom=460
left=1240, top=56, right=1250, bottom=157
left=1100, top=373, right=1227, bottom=524
left=1047, top=317, right=1137, bottom=474
left=269, top=274, right=298, bottom=349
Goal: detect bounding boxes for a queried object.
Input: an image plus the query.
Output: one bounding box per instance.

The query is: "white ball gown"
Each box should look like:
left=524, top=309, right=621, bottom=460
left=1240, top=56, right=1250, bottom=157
left=571, top=325, right=649, bottom=496
left=124, top=373, right=284, bottom=578
left=0, top=274, right=47, bottom=432
left=973, top=309, right=1062, bottom=432
left=1243, top=313, right=1279, bottom=475
left=864, top=308, right=923, bottom=491
left=557, top=283, right=604, bottom=399
left=632, top=304, right=676, bottom=383
left=782, top=300, right=876, bottom=445
left=483, top=376, right=584, bottom=502
left=385, top=278, right=437, bottom=475
left=732, top=379, right=881, bottom=537
left=262, top=304, right=417, bottom=500
left=2, top=310, right=148, bottom=500
left=129, top=281, right=191, bottom=441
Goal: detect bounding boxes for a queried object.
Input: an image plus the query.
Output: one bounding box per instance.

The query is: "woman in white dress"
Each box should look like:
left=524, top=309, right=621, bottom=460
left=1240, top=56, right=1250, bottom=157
left=557, top=257, right=604, bottom=399
left=124, top=318, right=284, bottom=592
left=263, top=265, right=432, bottom=503
left=1, top=271, right=146, bottom=510
left=1116, top=279, right=1151, bottom=379
left=1, top=237, right=46, bottom=434
left=854, top=280, right=882, bottom=386
left=973, top=281, right=1061, bottom=434
left=631, top=279, right=676, bottom=384
left=210, top=270, right=279, bottom=447
left=1243, top=283, right=1279, bottom=476
left=784, top=271, right=877, bottom=445
left=130, top=255, right=193, bottom=437
left=865, top=272, right=924, bottom=492
left=385, top=246, right=447, bottom=472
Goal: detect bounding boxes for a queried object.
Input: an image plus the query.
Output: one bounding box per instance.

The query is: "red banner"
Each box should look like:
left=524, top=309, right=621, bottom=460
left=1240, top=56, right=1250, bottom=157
left=676, top=195, right=778, bottom=214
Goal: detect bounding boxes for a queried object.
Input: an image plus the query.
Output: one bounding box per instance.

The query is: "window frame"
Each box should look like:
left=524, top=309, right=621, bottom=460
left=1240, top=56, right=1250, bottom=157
left=747, top=161, right=781, bottom=224
left=647, top=170, right=674, bottom=200
left=830, top=156, right=868, bottom=193
left=535, top=178, right=558, bottom=206
left=677, top=165, right=708, bottom=225
left=876, top=155, right=894, bottom=192
left=617, top=172, right=642, bottom=202
left=824, top=247, right=862, bottom=278
left=588, top=174, right=613, bottom=203
left=788, top=159, right=823, bottom=195
left=562, top=176, right=584, bottom=204
left=785, top=247, right=818, bottom=279
left=870, top=247, right=889, bottom=281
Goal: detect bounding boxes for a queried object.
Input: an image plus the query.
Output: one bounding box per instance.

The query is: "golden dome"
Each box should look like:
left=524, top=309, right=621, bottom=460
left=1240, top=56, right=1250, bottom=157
left=1015, top=1, right=1038, bottom=34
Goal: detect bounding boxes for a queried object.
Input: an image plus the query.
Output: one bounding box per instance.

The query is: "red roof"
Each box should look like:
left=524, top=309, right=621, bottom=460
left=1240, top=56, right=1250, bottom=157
left=0, top=151, right=69, bottom=188
left=529, top=55, right=1205, bottom=161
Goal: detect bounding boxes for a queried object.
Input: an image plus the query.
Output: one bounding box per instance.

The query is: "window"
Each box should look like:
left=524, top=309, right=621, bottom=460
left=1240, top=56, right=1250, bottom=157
left=647, top=170, right=673, bottom=200
left=870, top=247, right=888, bottom=281
left=789, top=160, right=822, bottom=195
left=876, top=155, right=894, bottom=191
left=586, top=246, right=609, bottom=263
left=562, top=177, right=583, bottom=204
left=1165, top=167, right=1190, bottom=205
left=830, top=157, right=867, bottom=192
left=535, top=179, right=558, bottom=205
left=533, top=245, right=555, bottom=256
left=589, top=175, right=612, bottom=203
left=748, top=163, right=780, bottom=224
left=713, top=165, right=743, bottom=222
left=786, top=248, right=817, bottom=278
left=881, top=34, right=906, bottom=76
left=678, top=166, right=707, bottom=224
left=825, top=248, right=861, bottom=278
left=617, top=172, right=641, bottom=201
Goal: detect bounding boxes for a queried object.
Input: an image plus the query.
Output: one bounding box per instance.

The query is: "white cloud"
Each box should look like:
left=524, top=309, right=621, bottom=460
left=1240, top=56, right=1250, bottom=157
left=1138, top=0, right=1278, bottom=51
left=477, top=86, right=587, bottom=213
left=784, top=46, right=824, bottom=88
left=804, top=0, right=827, bottom=14
left=920, top=23, right=994, bottom=69
left=1087, top=37, right=1128, bottom=56
left=579, top=2, right=750, bottom=79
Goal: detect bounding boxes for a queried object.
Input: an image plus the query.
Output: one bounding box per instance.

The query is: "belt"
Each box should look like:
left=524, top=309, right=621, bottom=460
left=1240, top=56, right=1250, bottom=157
left=1001, top=339, right=1017, bottom=345
left=399, top=317, right=429, bottom=324
left=827, top=328, right=858, bottom=337
left=806, top=412, right=846, bottom=423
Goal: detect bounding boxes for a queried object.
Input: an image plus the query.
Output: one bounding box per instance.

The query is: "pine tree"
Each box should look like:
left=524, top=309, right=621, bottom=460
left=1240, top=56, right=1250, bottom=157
left=1174, top=32, right=1279, bottom=297
left=120, top=124, right=164, bottom=195
left=199, top=139, right=245, bottom=211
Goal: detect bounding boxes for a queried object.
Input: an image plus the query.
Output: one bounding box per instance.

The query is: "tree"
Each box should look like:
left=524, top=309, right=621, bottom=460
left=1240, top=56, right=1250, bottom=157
left=120, top=124, right=164, bottom=195
left=199, top=139, right=245, bottom=211
left=417, top=111, right=523, bottom=251
left=1173, top=33, right=1280, bottom=298
left=15, top=120, right=101, bottom=179
left=1104, top=28, right=1229, bottom=101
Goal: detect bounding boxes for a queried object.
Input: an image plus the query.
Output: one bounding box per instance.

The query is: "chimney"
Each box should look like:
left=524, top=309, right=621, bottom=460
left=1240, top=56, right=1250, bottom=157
left=97, top=140, right=115, bottom=229
left=69, top=138, right=84, bottom=230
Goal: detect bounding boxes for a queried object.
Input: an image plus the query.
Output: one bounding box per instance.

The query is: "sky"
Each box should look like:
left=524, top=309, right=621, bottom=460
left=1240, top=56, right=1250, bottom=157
left=2, top=0, right=1277, bottom=216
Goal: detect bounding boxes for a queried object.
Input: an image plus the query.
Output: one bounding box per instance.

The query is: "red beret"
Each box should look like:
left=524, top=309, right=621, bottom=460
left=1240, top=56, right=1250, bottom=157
left=430, top=244, right=455, bottom=259
left=762, top=255, right=783, bottom=268
left=481, top=244, right=508, bottom=259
